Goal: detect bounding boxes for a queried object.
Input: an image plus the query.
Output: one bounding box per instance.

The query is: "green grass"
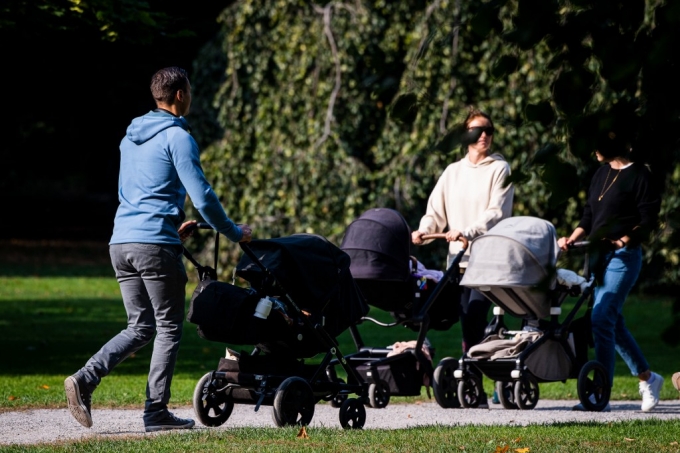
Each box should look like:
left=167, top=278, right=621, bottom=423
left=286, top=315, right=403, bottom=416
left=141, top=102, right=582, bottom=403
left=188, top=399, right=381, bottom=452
left=2, top=422, right=680, bottom=452
left=2, top=239, right=680, bottom=451
left=1, top=272, right=678, bottom=409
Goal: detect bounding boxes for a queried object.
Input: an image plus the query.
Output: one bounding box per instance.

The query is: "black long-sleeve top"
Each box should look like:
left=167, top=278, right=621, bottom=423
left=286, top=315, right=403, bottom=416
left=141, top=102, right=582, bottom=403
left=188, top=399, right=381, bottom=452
left=577, top=162, right=661, bottom=247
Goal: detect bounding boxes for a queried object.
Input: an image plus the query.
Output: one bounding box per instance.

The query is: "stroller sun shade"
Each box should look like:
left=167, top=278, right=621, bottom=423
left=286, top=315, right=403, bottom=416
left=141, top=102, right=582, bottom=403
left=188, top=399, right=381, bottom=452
left=460, top=216, right=560, bottom=318
left=340, top=208, right=412, bottom=281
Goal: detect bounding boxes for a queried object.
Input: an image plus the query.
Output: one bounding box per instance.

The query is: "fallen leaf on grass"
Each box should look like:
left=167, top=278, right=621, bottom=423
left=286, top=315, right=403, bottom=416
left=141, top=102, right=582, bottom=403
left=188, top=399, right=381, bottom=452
left=624, top=438, right=635, bottom=442
left=515, top=448, right=530, bottom=453
left=494, top=446, right=509, bottom=453
left=8, top=396, right=18, bottom=401
left=297, top=426, right=309, bottom=439
left=40, top=385, right=50, bottom=390
left=513, top=438, right=522, bottom=443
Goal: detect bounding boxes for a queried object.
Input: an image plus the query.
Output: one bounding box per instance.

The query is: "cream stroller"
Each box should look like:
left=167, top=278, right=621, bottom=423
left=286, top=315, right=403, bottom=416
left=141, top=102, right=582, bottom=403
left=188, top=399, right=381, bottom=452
left=431, top=216, right=611, bottom=411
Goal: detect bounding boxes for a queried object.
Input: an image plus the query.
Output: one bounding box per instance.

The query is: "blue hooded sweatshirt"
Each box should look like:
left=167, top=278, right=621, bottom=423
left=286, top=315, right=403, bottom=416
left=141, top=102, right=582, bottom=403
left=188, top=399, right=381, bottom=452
left=110, top=110, right=242, bottom=245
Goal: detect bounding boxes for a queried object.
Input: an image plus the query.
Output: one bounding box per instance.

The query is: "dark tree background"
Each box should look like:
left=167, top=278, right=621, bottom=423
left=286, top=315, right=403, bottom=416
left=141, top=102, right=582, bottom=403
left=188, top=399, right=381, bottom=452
left=1, top=0, right=233, bottom=240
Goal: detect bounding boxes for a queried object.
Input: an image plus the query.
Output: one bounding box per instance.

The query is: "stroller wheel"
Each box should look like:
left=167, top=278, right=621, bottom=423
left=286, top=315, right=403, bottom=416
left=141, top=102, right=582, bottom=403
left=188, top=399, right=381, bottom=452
left=368, top=380, right=391, bottom=409
left=339, top=398, right=366, bottom=429
left=433, top=358, right=461, bottom=409
left=322, top=376, right=348, bottom=408
left=577, top=360, right=611, bottom=412
left=192, top=372, right=234, bottom=427
left=514, top=374, right=540, bottom=410
left=495, top=381, right=518, bottom=410
left=272, top=376, right=315, bottom=427
left=457, top=373, right=483, bottom=408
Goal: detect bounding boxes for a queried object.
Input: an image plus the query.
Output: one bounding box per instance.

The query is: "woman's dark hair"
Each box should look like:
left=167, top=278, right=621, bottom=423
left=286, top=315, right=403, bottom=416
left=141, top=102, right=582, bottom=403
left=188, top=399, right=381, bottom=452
left=464, top=107, right=494, bottom=129
left=596, top=130, right=631, bottom=160
left=150, top=67, right=189, bottom=104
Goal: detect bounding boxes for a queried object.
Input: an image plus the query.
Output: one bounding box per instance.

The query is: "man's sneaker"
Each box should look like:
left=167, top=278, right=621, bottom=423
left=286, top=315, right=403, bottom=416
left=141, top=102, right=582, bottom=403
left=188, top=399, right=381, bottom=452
left=144, top=411, right=195, bottom=432
left=572, top=393, right=611, bottom=412
left=64, top=375, right=93, bottom=428
left=639, top=372, right=664, bottom=412
left=672, top=372, right=680, bottom=392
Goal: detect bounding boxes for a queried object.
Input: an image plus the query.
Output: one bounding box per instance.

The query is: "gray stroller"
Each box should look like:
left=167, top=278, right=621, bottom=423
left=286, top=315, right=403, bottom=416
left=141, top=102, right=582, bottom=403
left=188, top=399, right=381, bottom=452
left=431, top=216, right=611, bottom=411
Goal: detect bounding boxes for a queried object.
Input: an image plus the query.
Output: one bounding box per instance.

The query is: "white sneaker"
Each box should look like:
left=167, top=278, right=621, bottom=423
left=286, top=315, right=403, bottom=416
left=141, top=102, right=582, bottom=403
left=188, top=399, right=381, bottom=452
left=639, top=372, right=663, bottom=412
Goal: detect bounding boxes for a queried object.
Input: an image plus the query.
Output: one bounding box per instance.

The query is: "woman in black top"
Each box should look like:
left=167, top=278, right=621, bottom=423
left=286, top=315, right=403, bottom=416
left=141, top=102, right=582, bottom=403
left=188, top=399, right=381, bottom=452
left=558, top=132, right=663, bottom=412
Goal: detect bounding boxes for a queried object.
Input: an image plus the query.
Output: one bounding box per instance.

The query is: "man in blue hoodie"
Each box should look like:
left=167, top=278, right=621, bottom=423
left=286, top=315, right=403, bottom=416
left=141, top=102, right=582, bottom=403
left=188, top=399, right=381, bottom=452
left=64, top=67, right=252, bottom=432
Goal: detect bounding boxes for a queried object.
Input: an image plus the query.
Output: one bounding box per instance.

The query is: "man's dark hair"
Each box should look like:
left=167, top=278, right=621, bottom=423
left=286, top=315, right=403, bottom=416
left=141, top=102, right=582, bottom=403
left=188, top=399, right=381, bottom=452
left=150, top=67, right=189, bottom=104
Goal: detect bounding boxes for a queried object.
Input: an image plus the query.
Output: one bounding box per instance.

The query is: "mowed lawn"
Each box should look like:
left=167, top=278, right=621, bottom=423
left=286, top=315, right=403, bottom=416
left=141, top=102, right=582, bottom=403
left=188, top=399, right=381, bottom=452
left=1, top=239, right=679, bottom=410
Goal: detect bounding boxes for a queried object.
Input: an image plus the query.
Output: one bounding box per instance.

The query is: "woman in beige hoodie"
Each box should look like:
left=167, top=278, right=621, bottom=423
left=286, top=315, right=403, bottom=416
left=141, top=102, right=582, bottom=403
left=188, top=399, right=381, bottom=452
left=412, top=108, right=514, bottom=404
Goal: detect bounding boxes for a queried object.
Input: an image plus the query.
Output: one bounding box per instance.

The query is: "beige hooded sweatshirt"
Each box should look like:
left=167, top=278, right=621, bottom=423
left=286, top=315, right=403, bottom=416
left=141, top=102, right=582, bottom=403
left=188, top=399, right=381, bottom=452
left=417, top=152, right=514, bottom=267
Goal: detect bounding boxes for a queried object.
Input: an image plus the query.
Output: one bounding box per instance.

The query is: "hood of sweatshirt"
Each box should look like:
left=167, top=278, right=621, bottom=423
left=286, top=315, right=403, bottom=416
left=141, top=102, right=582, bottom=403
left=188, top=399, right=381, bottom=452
left=463, top=152, right=507, bottom=167
left=125, top=110, right=190, bottom=145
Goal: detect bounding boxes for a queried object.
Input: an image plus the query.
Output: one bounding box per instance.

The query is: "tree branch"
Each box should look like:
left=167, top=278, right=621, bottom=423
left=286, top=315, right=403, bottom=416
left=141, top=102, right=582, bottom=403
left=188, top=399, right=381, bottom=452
left=440, top=0, right=461, bottom=134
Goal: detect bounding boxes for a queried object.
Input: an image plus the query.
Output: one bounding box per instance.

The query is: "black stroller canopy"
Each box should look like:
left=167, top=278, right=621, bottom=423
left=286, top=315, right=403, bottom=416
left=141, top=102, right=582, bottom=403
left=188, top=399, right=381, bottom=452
left=236, top=233, right=368, bottom=340
left=340, top=208, right=412, bottom=281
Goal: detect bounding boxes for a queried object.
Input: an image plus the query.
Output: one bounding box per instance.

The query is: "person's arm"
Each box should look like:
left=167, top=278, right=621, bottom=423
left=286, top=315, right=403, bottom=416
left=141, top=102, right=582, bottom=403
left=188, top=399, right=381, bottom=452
left=171, top=132, right=244, bottom=243
left=413, top=171, right=448, bottom=245
left=628, top=165, right=661, bottom=247
left=557, top=226, right=586, bottom=251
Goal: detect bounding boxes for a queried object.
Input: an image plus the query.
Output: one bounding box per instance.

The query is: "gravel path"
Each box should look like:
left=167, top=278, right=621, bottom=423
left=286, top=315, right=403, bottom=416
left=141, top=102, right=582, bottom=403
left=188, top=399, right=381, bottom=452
left=3, top=400, right=680, bottom=446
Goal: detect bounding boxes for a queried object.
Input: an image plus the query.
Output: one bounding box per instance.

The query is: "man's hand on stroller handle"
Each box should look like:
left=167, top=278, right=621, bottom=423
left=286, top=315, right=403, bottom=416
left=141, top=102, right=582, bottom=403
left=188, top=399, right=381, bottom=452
left=178, top=221, right=252, bottom=243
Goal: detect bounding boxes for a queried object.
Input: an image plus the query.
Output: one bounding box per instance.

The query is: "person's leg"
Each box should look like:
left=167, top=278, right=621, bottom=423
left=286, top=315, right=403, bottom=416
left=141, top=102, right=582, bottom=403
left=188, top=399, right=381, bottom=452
left=65, top=243, right=157, bottom=427
left=134, top=244, right=189, bottom=426
left=592, top=246, right=662, bottom=411
left=459, top=288, right=492, bottom=353
left=459, top=287, right=492, bottom=406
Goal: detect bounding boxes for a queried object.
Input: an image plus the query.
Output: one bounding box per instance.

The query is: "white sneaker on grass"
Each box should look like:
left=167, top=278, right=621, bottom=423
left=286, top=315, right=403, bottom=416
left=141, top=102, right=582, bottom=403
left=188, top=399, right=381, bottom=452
left=639, top=372, right=663, bottom=412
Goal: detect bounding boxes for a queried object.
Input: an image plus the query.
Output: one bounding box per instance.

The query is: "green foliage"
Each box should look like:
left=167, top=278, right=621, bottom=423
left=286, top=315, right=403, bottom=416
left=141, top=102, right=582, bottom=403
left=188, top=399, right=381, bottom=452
left=190, top=0, right=680, bottom=288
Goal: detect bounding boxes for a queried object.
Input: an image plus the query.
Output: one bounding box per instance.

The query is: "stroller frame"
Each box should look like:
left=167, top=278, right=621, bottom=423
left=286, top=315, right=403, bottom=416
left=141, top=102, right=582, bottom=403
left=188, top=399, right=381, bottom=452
left=185, top=224, right=371, bottom=429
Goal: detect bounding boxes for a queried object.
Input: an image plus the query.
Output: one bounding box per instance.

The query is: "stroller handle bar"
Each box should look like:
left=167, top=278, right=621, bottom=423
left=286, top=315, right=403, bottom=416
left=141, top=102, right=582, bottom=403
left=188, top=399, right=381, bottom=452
left=421, top=233, right=469, bottom=251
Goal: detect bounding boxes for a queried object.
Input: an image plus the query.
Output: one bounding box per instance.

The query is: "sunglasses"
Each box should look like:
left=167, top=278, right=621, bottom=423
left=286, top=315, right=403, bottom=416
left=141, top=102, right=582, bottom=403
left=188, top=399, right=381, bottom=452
left=467, top=126, right=495, bottom=136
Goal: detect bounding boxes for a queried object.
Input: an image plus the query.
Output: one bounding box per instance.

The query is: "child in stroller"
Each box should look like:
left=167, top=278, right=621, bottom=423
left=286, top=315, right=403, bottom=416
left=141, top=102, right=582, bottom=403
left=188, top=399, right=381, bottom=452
left=184, top=224, right=372, bottom=428
left=432, top=216, right=611, bottom=411
left=326, top=208, right=466, bottom=409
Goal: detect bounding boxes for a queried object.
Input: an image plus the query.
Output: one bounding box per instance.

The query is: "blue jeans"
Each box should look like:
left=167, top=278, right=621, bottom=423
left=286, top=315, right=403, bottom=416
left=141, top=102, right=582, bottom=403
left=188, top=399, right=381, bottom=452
left=76, top=243, right=188, bottom=419
left=591, top=245, right=649, bottom=386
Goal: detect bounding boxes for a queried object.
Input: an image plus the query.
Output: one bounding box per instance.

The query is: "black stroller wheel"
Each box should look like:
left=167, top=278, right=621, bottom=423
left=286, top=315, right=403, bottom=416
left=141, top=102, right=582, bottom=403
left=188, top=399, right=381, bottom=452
left=324, top=377, right=348, bottom=408
left=433, top=358, right=461, bottom=409
left=368, top=380, right=391, bottom=409
left=457, top=373, right=483, bottom=408
left=495, top=380, right=518, bottom=410
left=192, top=372, right=234, bottom=427
left=272, top=377, right=315, bottom=427
left=514, top=374, right=539, bottom=410
left=339, top=398, right=366, bottom=429
left=577, top=360, right=611, bottom=411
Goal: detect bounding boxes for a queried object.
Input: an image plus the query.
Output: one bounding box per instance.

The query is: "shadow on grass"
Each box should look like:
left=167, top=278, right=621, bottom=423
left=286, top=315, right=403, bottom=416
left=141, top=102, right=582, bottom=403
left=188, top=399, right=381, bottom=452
left=0, top=298, right=232, bottom=377
left=0, top=239, right=113, bottom=277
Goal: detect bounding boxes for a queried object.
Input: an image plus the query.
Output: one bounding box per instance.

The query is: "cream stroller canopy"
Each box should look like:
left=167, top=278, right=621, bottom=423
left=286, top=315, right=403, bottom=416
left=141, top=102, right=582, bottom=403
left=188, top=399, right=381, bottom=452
left=460, top=216, right=560, bottom=319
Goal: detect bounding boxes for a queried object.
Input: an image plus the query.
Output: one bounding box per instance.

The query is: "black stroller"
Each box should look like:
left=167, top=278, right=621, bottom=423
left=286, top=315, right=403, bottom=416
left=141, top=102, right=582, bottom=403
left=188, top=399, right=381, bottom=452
left=184, top=224, right=371, bottom=428
left=432, top=216, right=611, bottom=411
left=326, top=208, right=466, bottom=409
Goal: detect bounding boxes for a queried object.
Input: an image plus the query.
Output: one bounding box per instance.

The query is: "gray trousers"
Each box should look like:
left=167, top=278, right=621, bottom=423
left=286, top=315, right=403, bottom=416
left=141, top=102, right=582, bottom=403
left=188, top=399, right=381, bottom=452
left=77, top=243, right=188, bottom=419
